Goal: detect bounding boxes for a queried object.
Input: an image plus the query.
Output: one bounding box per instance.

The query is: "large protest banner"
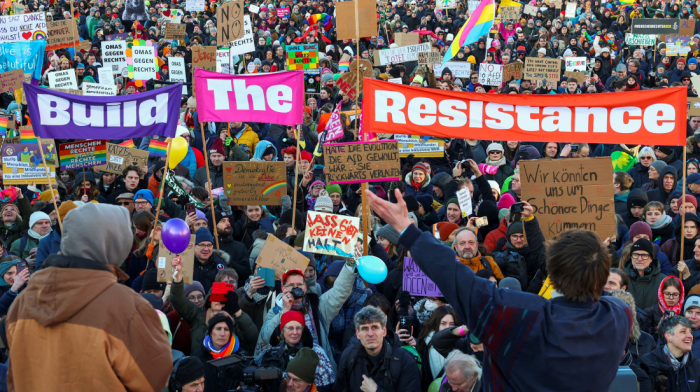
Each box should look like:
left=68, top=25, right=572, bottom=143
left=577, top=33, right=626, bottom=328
left=45, top=19, right=78, bottom=51
left=403, top=257, right=443, bottom=296
left=217, top=0, right=245, bottom=43
left=24, top=82, right=183, bottom=139
left=2, top=143, right=55, bottom=184
left=376, top=43, right=431, bottom=65
left=324, top=140, right=400, bottom=184
left=194, top=68, right=303, bottom=125
left=255, top=235, right=310, bottom=279
left=98, top=142, right=149, bottom=174
left=221, top=161, right=286, bottom=205
left=524, top=58, right=561, bottom=81
left=58, top=140, right=107, bottom=170
left=520, top=157, right=615, bottom=241
left=157, top=234, right=195, bottom=283
left=303, top=211, right=360, bottom=258
left=0, top=40, right=46, bottom=81
left=632, top=18, right=680, bottom=34
left=363, top=79, right=687, bottom=145
left=0, top=13, right=47, bottom=43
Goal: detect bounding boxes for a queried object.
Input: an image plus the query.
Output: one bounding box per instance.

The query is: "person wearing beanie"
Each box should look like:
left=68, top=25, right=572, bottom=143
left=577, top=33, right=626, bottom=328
left=376, top=224, right=400, bottom=258
left=6, top=203, right=172, bottom=391
left=191, top=227, right=226, bottom=294
left=35, top=200, right=79, bottom=270
left=435, top=222, right=459, bottom=243
left=9, top=211, right=52, bottom=264
left=205, top=207, right=251, bottom=289
left=169, top=356, right=205, bottom=391
left=192, top=313, right=245, bottom=391
left=642, top=160, right=668, bottom=193
left=39, top=189, right=59, bottom=203
left=133, top=189, right=154, bottom=213
left=140, top=267, right=166, bottom=298
left=192, top=137, right=227, bottom=190
left=483, top=143, right=514, bottom=189
left=185, top=281, right=206, bottom=308
left=285, top=348, right=320, bottom=391
left=660, top=213, right=700, bottom=266
left=624, top=237, right=667, bottom=309
left=325, top=184, right=350, bottom=216
left=314, top=190, right=334, bottom=213
left=405, top=162, right=433, bottom=198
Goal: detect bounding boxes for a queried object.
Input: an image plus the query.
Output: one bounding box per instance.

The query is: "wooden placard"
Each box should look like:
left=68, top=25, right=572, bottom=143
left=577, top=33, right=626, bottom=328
left=418, top=51, right=441, bottom=65
left=0, top=69, right=24, bottom=93
left=303, top=211, right=360, bottom=257
left=394, top=32, right=419, bottom=47
left=324, top=140, right=401, bottom=184
left=157, top=234, right=195, bottom=283
left=688, top=98, right=700, bottom=116
left=503, top=62, right=523, bottom=82
left=76, top=39, right=92, bottom=52
left=255, top=235, right=310, bottom=279
left=96, top=142, right=149, bottom=175
left=222, top=161, right=287, bottom=205
left=217, top=0, right=245, bottom=44
left=564, top=71, right=586, bottom=85
left=46, top=18, right=79, bottom=51
left=524, top=57, right=561, bottom=82
left=335, top=0, right=378, bottom=40
left=520, top=157, right=615, bottom=241
left=165, top=23, right=187, bottom=39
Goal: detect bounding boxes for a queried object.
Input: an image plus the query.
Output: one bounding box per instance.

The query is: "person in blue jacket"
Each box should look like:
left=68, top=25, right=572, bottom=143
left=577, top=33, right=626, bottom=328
left=365, top=188, right=632, bottom=392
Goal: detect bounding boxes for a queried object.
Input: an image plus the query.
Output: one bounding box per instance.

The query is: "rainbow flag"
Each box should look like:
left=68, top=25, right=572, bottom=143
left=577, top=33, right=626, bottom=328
left=148, top=139, right=168, bottom=157
left=339, top=60, right=350, bottom=72
left=119, top=139, right=135, bottom=148
left=20, top=129, right=37, bottom=144
left=308, top=13, right=332, bottom=31
left=0, top=117, right=7, bottom=136
left=443, top=0, right=494, bottom=64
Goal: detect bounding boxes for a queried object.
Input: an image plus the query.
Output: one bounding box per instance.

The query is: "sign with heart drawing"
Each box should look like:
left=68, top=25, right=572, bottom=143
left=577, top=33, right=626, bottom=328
left=336, top=58, right=373, bottom=102
left=222, top=161, right=286, bottom=205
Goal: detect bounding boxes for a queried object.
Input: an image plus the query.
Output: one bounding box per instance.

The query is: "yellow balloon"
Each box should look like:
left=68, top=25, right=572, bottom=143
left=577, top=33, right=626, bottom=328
left=168, top=136, right=189, bottom=169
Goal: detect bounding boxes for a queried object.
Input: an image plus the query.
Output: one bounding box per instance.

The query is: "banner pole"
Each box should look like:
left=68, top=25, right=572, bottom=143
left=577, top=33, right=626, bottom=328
left=200, top=122, right=220, bottom=250
left=354, top=0, right=369, bottom=256
left=682, top=146, right=688, bottom=262
left=292, top=127, right=301, bottom=233
left=151, top=140, right=171, bottom=241
left=36, top=137, right=62, bottom=232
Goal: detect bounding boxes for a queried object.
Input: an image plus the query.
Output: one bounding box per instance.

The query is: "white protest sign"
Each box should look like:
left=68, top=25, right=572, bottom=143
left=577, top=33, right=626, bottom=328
left=564, top=56, right=587, bottom=71
left=48, top=69, right=77, bottom=89
left=0, top=12, right=47, bottom=43
left=377, top=42, right=431, bottom=65
left=229, top=15, right=255, bottom=56
left=457, top=187, right=472, bottom=217
left=625, top=34, right=656, bottom=46
left=186, top=0, right=205, bottom=11
left=101, top=41, right=128, bottom=74
left=565, top=2, right=576, bottom=18
left=524, top=3, right=538, bottom=15
left=468, top=0, right=479, bottom=12
left=478, top=63, right=502, bottom=86
left=216, top=49, right=232, bottom=73
left=98, top=67, right=114, bottom=85
left=388, top=77, right=402, bottom=84
left=82, top=82, right=117, bottom=96
left=249, top=4, right=260, bottom=13
left=432, top=61, right=472, bottom=78
left=169, top=57, right=187, bottom=95
left=131, top=45, right=157, bottom=80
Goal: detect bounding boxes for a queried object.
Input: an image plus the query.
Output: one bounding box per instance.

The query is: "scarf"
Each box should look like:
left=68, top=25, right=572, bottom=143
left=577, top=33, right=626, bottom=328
left=657, top=276, right=685, bottom=315
left=484, top=155, right=506, bottom=167
left=164, top=172, right=206, bottom=208
left=203, top=333, right=239, bottom=359
left=648, top=212, right=672, bottom=230
left=28, top=228, right=51, bottom=241
left=243, top=276, right=272, bottom=303
left=664, top=344, right=689, bottom=372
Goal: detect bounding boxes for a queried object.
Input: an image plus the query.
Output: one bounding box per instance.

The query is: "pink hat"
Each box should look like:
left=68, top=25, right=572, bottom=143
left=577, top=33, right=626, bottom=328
left=478, top=163, right=499, bottom=175
left=497, top=193, right=516, bottom=210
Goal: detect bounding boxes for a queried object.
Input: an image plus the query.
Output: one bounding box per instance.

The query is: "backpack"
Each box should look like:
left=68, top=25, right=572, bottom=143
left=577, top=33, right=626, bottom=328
left=343, top=343, right=405, bottom=392
left=491, top=250, right=528, bottom=288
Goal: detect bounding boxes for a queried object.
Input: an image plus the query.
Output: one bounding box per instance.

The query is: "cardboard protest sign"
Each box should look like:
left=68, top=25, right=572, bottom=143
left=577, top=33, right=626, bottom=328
left=632, top=18, right=680, bottom=35
left=625, top=34, right=655, bottom=46
left=286, top=44, right=319, bottom=70
left=457, top=187, right=473, bottom=217
left=564, top=57, right=586, bottom=72
left=394, top=32, right=419, bottom=47
left=403, top=257, right=442, bottom=296
left=129, top=45, right=157, bottom=81
left=228, top=15, right=255, bottom=56
left=217, top=0, right=245, bottom=43
left=324, top=140, right=400, bottom=184
left=58, top=140, right=107, bottom=170
left=0, top=69, right=23, bottom=93
left=681, top=19, right=696, bottom=36
left=76, top=39, right=91, bottom=53
left=222, top=161, right=286, bottom=205
left=193, top=47, right=216, bottom=71
left=418, top=51, right=441, bottom=65
left=46, top=19, right=78, bottom=51
left=48, top=69, right=77, bottom=89
left=2, top=143, right=56, bottom=185
left=376, top=43, right=430, bottom=65
left=303, top=211, right=360, bottom=257
left=478, top=63, right=502, bottom=86
left=169, top=57, right=187, bottom=95
left=157, top=234, right=195, bottom=283
left=500, top=5, right=520, bottom=19
left=565, top=2, right=576, bottom=18
left=665, top=35, right=691, bottom=56
left=524, top=58, right=561, bottom=82
left=0, top=12, right=47, bottom=43
left=503, top=62, right=523, bottom=82
left=336, top=59, right=373, bottom=102
left=255, top=235, right=310, bottom=279
left=520, top=157, right=615, bottom=241
left=394, top=134, right=445, bottom=157
left=98, top=142, right=149, bottom=174
left=564, top=71, right=586, bottom=85
left=688, top=98, right=700, bottom=116
left=82, top=82, right=117, bottom=96
left=164, top=23, right=186, bottom=39
left=336, top=0, right=377, bottom=40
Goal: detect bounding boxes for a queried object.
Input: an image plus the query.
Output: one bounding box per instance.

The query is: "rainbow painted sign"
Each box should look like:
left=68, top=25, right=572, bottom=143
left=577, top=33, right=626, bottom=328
left=0, top=13, right=47, bottom=43
left=58, top=140, right=107, bottom=170
left=222, top=161, right=287, bottom=206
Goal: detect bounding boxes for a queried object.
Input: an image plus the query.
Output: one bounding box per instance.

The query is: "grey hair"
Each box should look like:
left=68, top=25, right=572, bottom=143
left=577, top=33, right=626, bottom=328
left=444, top=352, right=482, bottom=383
left=638, top=147, right=656, bottom=162
left=354, top=306, right=387, bottom=330
left=659, top=316, right=693, bottom=344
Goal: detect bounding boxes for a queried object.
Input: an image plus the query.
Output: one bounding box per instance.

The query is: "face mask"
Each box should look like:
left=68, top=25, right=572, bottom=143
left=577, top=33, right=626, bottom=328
left=424, top=299, right=438, bottom=311
left=136, top=231, right=148, bottom=239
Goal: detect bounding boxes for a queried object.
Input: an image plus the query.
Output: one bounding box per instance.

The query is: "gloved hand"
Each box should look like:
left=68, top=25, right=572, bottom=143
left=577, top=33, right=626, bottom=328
left=225, top=136, right=233, bottom=146
left=223, top=290, right=241, bottom=316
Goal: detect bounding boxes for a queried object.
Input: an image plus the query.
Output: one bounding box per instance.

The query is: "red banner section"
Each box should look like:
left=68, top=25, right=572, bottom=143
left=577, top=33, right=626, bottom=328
left=363, top=79, right=687, bottom=146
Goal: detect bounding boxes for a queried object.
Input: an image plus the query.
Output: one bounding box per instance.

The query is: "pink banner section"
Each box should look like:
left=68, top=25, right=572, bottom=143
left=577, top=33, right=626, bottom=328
left=194, top=68, right=303, bottom=125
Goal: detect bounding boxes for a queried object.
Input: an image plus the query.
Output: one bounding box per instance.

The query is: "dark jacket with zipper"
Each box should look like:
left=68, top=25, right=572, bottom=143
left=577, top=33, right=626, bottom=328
left=642, top=344, right=700, bottom=392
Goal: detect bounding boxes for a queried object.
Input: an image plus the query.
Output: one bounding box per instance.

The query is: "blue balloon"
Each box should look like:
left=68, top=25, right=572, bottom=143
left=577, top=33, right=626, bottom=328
left=357, top=256, right=388, bottom=284
left=161, top=218, right=191, bottom=254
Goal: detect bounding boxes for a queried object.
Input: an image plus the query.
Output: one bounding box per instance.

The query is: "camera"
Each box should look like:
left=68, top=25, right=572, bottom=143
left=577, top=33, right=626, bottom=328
left=570, top=145, right=579, bottom=153
left=398, top=315, right=412, bottom=331
left=207, top=354, right=283, bottom=392
left=510, top=202, right=525, bottom=214
left=290, top=287, right=305, bottom=299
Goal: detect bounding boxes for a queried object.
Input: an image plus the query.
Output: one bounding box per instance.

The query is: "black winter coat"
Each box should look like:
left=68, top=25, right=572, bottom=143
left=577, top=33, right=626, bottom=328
left=217, top=234, right=251, bottom=288
left=193, top=250, right=229, bottom=294
left=192, top=345, right=249, bottom=392
left=642, top=345, right=700, bottom=392
left=628, top=162, right=652, bottom=190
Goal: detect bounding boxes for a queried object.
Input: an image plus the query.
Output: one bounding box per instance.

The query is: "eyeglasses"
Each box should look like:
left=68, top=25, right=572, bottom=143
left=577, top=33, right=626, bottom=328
left=187, top=295, right=205, bottom=301
left=117, top=201, right=132, bottom=206
left=284, top=283, right=305, bottom=289
left=631, top=252, right=650, bottom=260
left=196, top=243, right=214, bottom=249
left=134, top=201, right=151, bottom=207
left=639, top=156, right=653, bottom=160
left=664, top=292, right=681, bottom=299
left=284, top=373, right=304, bottom=387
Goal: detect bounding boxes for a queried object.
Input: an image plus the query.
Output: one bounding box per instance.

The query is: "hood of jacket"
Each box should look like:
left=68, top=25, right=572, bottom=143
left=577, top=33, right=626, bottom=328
left=686, top=135, right=700, bottom=155
left=252, top=139, right=278, bottom=160
left=656, top=165, right=678, bottom=197
left=624, top=256, right=662, bottom=282
left=627, top=188, right=648, bottom=214
left=404, top=171, right=431, bottom=188
left=674, top=213, right=700, bottom=243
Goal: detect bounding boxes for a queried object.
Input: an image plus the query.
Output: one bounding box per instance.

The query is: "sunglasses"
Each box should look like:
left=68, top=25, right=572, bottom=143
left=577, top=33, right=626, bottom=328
left=117, top=201, right=132, bottom=205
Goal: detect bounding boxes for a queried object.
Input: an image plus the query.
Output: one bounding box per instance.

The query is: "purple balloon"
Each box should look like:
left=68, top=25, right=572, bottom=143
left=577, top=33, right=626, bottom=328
left=161, top=218, right=191, bottom=254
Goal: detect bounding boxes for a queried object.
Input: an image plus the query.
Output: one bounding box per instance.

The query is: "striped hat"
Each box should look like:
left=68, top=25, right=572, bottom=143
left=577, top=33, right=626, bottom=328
left=412, top=162, right=429, bottom=174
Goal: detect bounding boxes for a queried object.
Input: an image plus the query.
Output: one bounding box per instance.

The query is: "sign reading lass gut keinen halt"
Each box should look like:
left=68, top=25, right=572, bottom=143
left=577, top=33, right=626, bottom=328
left=520, top=157, right=615, bottom=241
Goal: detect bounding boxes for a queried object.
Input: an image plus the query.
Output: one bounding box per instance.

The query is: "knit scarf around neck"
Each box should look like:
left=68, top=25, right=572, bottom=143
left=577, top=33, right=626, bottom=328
left=204, top=333, right=239, bottom=359
left=484, top=155, right=506, bottom=167
left=648, top=212, right=672, bottom=229
left=28, top=228, right=51, bottom=241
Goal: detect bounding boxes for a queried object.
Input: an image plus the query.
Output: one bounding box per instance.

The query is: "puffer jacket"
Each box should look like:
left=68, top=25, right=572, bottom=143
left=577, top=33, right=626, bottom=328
left=625, top=258, right=667, bottom=310
left=403, top=172, right=433, bottom=198
left=232, top=123, right=260, bottom=158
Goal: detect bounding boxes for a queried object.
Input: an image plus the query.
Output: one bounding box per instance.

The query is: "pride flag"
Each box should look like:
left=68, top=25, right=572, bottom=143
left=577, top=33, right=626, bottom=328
left=442, top=0, right=494, bottom=64
left=20, top=129, right=37, bottom=144
left=308, top=13, right=332, bottom=31
left=119, top=139, right=135, bottom=148
left=0, top=117, right=7, bottom=136
left=148, top=139, right=168, bottom=157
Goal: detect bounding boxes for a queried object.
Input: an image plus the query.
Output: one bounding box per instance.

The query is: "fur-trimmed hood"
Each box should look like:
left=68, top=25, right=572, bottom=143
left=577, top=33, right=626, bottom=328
left=404, top=171, right=431, bottom=188
left=212, top=249, right=230, bottom=264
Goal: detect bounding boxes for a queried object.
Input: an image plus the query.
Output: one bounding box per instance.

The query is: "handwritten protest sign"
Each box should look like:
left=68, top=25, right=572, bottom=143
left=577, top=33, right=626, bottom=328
left=98, top=143, right=149, bottom=175
left=478, top=63, right=502, bottom=86
left=324, top=140, right=400, bottom=184
left=625, top=34, right=655, bottom=46
left=336, top=59, right=373, bottom=101
left=457, top=187, right=473, bottom=217
left=681, top=19, right=696, bottom=36
left=564, top=71, right=586, bottom=85
left=303, top=211, right=360, bottom=257
left=157, top=234, right=195, bottom=283
left=165, top=23, right=186, bottom=39
left=229, top=15, right=255, bottom=56
left=255, top=235, right=310, bottom=279
left=503, top=62, right=523, bottom=82
left=217, top=0, right=245, bottom=43
left=565, top=2, right=576, bottom=18
left=394, top=32, right=419, bottom=47
left=524, top=58, right=561, bottom=82
left=336, top=0, right=377, bottom=40
left=520, top=157, right=615, bottom=241
left=58, top=140, right=107, bottom=170
left=524, top=4, right=538, bottom=15
left=500, top=5, right=520, bottom=19
left=0, top=13, right=47, bottom=43
left=2, top=143, right=56, bottom=185
left=376, top=43, right=430, bottom=65
left=564, top=57, right=587, bottom=71
left=0, top=69, right=23, bottom=93
left=169, top=57, right=187, bottom=94
left=222, top=161, right=286, bottom=205
left=689, top=98, right=700, bottom=116
left=193, top=46, right=216, bottom=71
left=186, top=0, right=205, bottom=11
left=46, top=19, right=78, bottom=51
left=436, top=0, right=456, bottom=9
left=82, top=82, right=117, bottom=96
left=98, top=67, right=114, bottom=85
left=418, top=51, right=441, bottom=65
left=395, top=134, right=445, bottom=158
left=432, top=61, right=471, bottom=78
left=286, top=44, right=318, bottom=70
left=403, top=257, right=443, bottom=296
left=48, top=69, right=77, bottom=89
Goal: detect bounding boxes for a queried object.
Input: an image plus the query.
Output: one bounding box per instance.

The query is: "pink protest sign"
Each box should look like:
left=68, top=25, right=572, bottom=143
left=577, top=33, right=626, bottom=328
left=324, top=105, right=344, bottom=142
left=403, top=257, right=443, bottom=297
left=276, top=7, right=290, bottom=17
left=194, top=68, right=304, bottom=125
